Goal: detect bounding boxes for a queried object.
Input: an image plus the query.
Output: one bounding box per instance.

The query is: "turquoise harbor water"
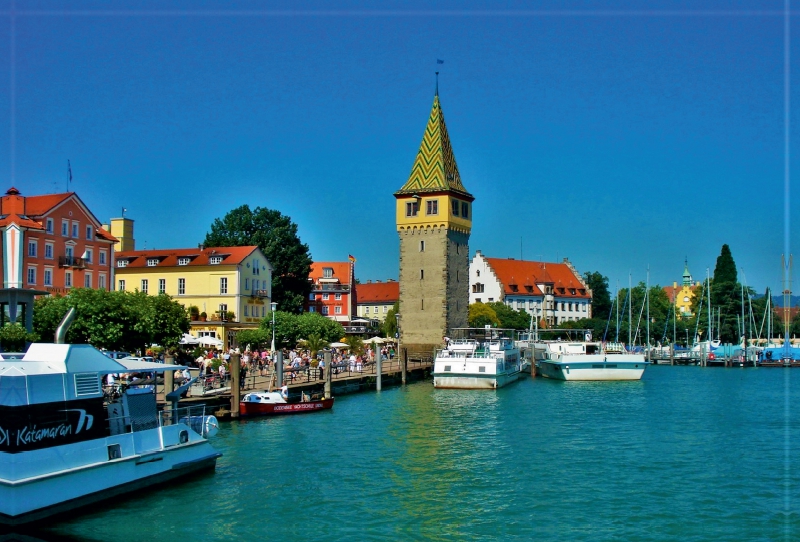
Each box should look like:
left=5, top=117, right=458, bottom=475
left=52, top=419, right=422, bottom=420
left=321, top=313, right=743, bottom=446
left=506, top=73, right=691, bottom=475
left=46, top=366, right=799, bottom=541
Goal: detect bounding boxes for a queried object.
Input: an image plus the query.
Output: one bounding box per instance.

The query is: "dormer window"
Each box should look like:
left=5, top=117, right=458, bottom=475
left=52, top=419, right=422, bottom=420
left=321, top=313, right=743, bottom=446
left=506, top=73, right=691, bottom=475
left=116, top=260, right=128, bottom=268
left=510, top=285, right=519, bottom=292
left=146, top=258, right=159, bottom=267
left=570, top=289, right=576, bottom=295
left=178, top=257, right=190, bottom=266
left=323, top=267, right=333, bottom=279
left=525, top=285, right=533, bottom=293
left=209, top=256, right=223, bottom=265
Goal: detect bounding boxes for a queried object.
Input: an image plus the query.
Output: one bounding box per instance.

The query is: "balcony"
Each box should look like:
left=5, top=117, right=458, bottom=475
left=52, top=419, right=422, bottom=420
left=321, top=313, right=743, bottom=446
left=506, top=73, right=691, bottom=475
left=251, top=289, right=269, bottom=298
left=312, top=283, right=351, bottom=293
left=59, top=256, right=86, bottom=269
left=343, top=325, right=367, bottom=334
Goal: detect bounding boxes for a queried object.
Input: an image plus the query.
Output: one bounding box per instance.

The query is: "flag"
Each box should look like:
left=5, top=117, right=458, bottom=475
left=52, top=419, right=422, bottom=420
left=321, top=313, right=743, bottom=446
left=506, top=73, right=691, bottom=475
left=348, top=255, right=356, bottom=263
left=437, top=59, right=444, bottom=64
left=67, top=160, right=72, bottom=183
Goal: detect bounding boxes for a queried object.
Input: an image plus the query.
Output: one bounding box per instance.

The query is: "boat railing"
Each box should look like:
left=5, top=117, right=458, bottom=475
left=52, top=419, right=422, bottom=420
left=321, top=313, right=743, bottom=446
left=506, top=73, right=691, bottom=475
left=107, top=404, right=209, bottom=437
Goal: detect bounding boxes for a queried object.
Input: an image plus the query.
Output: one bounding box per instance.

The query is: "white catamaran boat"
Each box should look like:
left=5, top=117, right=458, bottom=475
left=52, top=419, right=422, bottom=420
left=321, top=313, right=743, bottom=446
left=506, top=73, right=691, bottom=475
left=0, top=328, right=221, bottom=525
left=535, top=341, right=648, bottom=381
left=433, top=328, right=523, bottom=389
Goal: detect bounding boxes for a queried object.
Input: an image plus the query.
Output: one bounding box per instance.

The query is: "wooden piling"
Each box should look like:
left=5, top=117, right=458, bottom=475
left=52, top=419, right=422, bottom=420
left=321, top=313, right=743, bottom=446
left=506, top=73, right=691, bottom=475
left=323, top=350, right=332, bottom=399
left=230, top=353, right=240, bottom=418
left=164, top=354, right=174, bottom=394
left=401, top=348, right=407, bottom=385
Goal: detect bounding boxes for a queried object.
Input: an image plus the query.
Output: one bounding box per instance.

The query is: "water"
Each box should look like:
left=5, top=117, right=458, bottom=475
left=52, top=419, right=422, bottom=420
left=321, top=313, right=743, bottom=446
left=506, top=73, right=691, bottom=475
left=45, top=366, right=799, bottom=541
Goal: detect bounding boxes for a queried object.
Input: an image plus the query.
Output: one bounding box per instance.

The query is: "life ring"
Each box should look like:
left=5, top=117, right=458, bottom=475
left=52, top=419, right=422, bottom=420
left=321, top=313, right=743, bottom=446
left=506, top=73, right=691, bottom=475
left=708, top=353, right=715, bottom=361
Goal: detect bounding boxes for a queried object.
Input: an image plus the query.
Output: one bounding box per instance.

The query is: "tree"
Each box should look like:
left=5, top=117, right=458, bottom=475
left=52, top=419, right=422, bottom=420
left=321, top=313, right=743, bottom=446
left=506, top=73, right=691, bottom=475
left=0, top=323, right=38, bottom=351
left=236, top=328, right=270, bottom=349
left=713, top=244, right=738, bottom=284
left=343, top=334, right=365, bottom=355
left=33, top=289, right=188, bottom=352
left=468, top=302, right=500, bottom=328
left=299, top=333, right=328, bottom=357
left=382, top=301, right=399, bottom=338
left=711, top=244, right=741, bottom=343
left=295, top=312, right=346, bottom=343
left=583, top=271, right=612, bottom=321
left=203, top=205, right=313, bottom=313
left=487, top=302, right=531, bottom=330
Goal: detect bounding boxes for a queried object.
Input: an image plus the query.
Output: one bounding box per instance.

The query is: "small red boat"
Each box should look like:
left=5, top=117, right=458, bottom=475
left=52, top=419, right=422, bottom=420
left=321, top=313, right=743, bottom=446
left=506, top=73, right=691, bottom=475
left=239, top=391, right=334, bottom=417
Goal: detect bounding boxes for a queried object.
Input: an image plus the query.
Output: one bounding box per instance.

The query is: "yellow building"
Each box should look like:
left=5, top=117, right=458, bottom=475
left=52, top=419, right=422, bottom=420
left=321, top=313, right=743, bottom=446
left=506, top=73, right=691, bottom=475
left=114, top=245, right=272, bottom=348
left=664, top=259, right=699, bottom=317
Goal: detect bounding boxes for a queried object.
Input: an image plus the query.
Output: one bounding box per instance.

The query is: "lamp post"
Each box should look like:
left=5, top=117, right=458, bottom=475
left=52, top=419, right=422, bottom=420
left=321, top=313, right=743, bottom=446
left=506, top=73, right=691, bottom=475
left=270, top=301, right=278, bottom=355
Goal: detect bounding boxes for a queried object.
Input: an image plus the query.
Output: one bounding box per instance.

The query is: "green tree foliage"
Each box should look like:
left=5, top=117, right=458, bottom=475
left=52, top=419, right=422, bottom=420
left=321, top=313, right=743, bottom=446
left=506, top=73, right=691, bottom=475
left=33, top=289, right=188, bottom=352
left=203, top=204, right=313, bottom=313
left=257, top=310, right=344, bottom=349
left=299, top=333, right=328, bottom=356
left=382, top=302, right=399, bottom=338
left=0, top=323, right=38, bottom=352
left=343, top=334, right=365, bottom=355
left=487, top=302, right=531, bottom=330
left=583, top=271, right=612, bottom=321
left=709, top=244, right=742, bottom=343
left=713, top=244, right=738, bottom=284
left=468, top=302, right=500, bottom=328
left=236, top=328, right=270, bottom=349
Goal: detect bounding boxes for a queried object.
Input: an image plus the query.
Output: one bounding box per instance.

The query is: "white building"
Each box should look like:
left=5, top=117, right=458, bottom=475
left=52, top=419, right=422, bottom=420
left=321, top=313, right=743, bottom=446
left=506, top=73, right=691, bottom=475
left=469, top=251, right=592, bottom=326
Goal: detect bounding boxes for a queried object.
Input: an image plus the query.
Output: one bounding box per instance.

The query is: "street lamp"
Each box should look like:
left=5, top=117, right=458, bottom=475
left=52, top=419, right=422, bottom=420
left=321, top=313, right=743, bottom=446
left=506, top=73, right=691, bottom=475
left=270, top=301, right=278, bottom=356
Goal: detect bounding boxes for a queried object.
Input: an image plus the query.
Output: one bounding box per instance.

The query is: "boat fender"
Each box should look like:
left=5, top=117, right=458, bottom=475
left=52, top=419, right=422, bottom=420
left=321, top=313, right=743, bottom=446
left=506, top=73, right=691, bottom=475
left=179, top=430, right=189, bottom=444
left=203, top=416, right=220, bottom=438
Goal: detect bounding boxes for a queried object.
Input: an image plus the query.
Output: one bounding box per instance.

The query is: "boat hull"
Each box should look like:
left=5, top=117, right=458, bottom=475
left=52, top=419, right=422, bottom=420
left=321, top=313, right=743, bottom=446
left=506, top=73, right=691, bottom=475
left=433, top=370, right=522, bottom=389
left=239, top=398, right=334, bottom=417
left=0, top=438, right=220, bottom=525
left=538, top=359, right=647, bottom=381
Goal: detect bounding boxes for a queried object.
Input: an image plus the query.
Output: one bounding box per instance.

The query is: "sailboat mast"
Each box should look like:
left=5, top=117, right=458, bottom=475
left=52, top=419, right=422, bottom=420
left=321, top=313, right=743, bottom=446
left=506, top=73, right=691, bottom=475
left=707, top=268, right=712, bottom=344
left=628, top=273, right=632, bottom=347
left=646, top=266, right=650, bottom=361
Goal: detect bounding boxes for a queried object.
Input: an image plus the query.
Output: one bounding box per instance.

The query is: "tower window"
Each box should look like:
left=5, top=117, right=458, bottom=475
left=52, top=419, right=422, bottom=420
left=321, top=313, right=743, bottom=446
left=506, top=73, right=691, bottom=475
left=461, top=202, right=469, bottom=219
left=420, top=241, right=425, bottom=252
left=420, top=269, right=424, bottom=280
left=406, top=201, right=419, bottom=217
left=426, top=200, right=438, bottom=215
left=452, top=199, right=459, bottom=216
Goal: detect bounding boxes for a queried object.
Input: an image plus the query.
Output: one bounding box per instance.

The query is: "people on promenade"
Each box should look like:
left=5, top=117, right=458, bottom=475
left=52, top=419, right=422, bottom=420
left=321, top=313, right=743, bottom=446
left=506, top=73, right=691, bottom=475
left=318, top=357, right=325, bottom=380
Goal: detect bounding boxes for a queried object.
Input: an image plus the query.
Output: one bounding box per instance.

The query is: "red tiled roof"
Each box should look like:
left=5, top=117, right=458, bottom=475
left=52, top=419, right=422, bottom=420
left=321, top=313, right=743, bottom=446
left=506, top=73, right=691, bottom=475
left=355, top=281, right=399, bottom=304
left=310, top=261, right=352, bottom=283
left=116, top=246, right=260, bottom=268
left=484, top=257, right=590, bottom=298
left=19, top=193, right=73, bottom=216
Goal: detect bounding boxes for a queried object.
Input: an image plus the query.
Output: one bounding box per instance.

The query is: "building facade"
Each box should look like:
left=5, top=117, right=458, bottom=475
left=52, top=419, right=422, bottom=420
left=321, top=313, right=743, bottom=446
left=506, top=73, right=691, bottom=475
left=469, top=252, right=592, bottom=326
left=395, top=89, right=473, bottom=353
left=0, top=187, right=116, bottom=295
left=114, top=245, right=273, bottom=330
left=663, top=260, right=698, bottom=317
left=307, top=261, right=356, bottom=323
left=355, top=279, right=399, bottom=323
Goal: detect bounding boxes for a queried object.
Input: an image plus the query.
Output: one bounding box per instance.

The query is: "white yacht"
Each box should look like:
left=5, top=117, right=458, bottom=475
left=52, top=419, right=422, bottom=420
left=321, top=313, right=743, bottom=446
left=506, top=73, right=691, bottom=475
left=535, top=341, right=648, bottom=381
left=433, top=328, right=523, bottom=389
left=0, top=342, right=221, bottom=525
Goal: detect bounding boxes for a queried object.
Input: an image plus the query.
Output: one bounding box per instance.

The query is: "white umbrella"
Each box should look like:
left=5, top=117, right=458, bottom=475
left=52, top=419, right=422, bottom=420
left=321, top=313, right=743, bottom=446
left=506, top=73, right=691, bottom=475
left=363, top=337, right=386, bottom=345
left=180, top=334, right=200, bottom=345
left=330, top=341, right=349, bottom=348
left=197, top=336, right=223, bottom=347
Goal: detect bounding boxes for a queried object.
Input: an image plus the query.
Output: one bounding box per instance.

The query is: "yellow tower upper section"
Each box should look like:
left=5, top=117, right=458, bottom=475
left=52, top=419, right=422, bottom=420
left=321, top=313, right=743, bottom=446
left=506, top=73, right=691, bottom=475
left=395, top=93, right=474, bottom=233
left=109, top=218, right=135, bottom=252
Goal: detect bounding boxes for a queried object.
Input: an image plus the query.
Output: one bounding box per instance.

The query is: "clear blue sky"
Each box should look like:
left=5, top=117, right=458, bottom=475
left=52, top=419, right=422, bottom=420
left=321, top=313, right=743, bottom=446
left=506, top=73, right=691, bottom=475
left=1, top=0, right=797, bottom=295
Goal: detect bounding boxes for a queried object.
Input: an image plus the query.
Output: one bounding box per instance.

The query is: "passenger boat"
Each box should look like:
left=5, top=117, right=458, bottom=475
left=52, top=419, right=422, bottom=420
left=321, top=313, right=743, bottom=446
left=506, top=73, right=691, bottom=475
left=535, top=341, right=648, bottom=381
left=433, top=328, right=523, bottom=389
left=0, top=341, right=221, bottom=525
left=240, top=391, right=334, bottom=417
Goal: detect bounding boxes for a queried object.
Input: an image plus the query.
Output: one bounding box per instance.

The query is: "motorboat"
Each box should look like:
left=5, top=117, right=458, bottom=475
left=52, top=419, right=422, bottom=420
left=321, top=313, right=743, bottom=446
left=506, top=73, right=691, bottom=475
left=240, top=391, right=334, bottom=417
left=535, top=341, right=648, bottom=381
left=0, top=338, right=220, bottom=525
left=433, top=328, right=523, bottom=389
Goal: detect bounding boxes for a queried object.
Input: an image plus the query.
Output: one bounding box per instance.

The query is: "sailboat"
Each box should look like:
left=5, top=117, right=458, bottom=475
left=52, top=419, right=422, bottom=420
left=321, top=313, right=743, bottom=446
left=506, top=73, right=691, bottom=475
left=759, top=255, right=800, bottom=366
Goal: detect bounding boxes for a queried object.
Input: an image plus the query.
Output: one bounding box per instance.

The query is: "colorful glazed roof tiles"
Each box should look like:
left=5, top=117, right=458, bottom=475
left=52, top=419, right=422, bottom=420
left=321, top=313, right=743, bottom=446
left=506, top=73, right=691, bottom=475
left=396, top=94, right=473, bottom=200
left=484, top=257, right=590, bottom=298
left=355, top=281, right=399, bottom=304
left=116, top=246, right=261, bottom=268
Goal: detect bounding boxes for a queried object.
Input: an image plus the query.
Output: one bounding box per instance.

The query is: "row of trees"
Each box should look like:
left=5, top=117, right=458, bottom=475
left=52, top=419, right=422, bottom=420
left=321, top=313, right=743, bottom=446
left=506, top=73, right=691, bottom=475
left=20, top=288, right=190, bottom=353
left=235, top=311, right=345, bottom=351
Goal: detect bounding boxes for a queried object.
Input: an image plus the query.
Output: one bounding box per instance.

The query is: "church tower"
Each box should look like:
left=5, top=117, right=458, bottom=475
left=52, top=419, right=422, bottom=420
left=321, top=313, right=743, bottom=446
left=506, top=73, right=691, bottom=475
left=395, top=87, right=474, bottom=355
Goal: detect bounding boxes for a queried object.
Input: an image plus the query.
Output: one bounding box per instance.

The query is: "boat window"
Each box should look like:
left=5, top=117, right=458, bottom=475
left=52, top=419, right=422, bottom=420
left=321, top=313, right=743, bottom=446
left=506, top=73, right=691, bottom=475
left=479, top=366, right=486, bottom=372
left=444, top=365, right=451, bottom=371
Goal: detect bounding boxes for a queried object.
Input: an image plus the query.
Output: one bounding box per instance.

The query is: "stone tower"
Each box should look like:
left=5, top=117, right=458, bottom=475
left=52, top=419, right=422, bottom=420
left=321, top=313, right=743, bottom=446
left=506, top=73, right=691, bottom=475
left=395, top=89, right=474, bottom=356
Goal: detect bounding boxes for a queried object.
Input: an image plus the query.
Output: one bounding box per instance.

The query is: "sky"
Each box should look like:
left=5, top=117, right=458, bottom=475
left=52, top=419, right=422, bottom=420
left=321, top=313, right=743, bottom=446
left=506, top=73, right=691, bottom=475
left=0, top=0, right=797, bottom=295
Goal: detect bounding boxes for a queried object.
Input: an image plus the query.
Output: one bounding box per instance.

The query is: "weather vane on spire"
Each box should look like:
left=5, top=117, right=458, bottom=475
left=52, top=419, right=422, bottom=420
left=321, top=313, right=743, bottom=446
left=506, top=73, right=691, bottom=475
left=436, top=59, right=443, bottom=95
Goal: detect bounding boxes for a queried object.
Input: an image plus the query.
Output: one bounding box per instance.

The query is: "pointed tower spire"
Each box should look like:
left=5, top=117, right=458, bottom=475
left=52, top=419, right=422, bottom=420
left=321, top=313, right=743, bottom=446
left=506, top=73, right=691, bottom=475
left=682, top=258, right=692, bottom=286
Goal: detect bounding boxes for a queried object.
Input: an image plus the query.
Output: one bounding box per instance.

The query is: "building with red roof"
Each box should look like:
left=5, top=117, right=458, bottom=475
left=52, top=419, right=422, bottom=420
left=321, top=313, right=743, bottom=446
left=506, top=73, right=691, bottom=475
left=115, top=243, right=272, bottom=349
left=0, top=187, right=117, bottom=295
left=355, top=279, right=399, bottom=323
left=307, top=261, right=355, bottom=324
left=470, top=251, right=592, bottom=326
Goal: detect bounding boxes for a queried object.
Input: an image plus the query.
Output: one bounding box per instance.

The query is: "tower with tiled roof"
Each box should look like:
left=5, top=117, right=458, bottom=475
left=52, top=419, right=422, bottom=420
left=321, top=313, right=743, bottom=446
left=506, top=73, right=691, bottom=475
left=395, top=87, right=474, bottom=353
